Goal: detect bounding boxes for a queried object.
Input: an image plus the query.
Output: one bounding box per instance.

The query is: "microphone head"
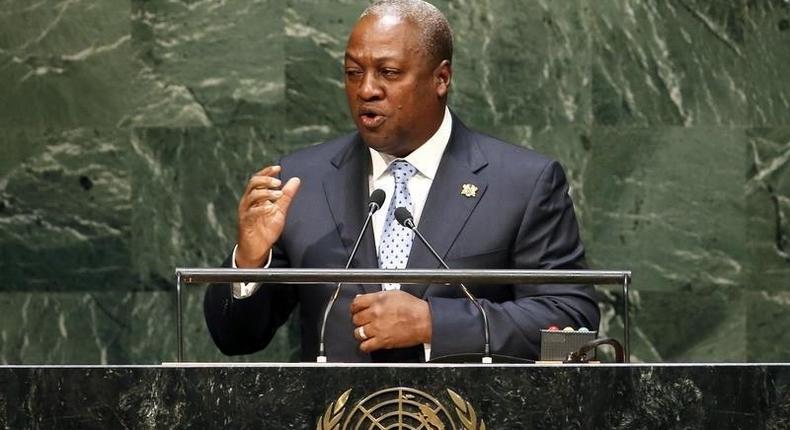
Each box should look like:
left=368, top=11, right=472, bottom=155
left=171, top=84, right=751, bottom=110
left=368, top=189, right=386, bottom=212
left=394, top=207, right=414, bottom=228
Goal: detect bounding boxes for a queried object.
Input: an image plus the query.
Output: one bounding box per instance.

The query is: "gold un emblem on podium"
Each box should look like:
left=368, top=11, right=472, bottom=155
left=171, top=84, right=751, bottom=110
left=317, top=387, right=486, bottom=430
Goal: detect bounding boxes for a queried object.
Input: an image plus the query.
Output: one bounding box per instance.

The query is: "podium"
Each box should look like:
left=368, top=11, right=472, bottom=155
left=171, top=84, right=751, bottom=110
left=1, top=363, right=789, bottom=427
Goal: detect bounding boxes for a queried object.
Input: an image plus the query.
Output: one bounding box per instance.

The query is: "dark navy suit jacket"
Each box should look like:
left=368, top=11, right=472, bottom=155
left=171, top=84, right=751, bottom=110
left=204, top=116, right=600, bottom=362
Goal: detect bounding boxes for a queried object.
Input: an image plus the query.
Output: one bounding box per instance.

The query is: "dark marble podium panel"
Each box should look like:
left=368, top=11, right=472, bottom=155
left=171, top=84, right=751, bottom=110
left=1, top=364, right=789, bottom=429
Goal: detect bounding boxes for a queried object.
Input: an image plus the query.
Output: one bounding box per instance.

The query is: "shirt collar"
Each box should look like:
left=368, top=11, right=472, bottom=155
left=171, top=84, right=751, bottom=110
left=370, top=106, right=453, bottom=181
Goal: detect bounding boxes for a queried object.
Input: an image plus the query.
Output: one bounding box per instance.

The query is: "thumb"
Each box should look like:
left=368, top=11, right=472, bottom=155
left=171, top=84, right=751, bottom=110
left=276, top=177, right=301, bottom=214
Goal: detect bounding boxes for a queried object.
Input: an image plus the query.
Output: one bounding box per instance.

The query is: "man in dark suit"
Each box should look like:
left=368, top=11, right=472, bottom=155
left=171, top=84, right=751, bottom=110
left=204, top=0, right=599, bottom=362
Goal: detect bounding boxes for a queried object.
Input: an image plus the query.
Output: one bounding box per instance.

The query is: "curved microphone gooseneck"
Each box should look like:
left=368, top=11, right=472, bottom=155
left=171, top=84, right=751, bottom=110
left=394, top=207, right=492, bottom=364
left=316, top=189, right=386, bottom=363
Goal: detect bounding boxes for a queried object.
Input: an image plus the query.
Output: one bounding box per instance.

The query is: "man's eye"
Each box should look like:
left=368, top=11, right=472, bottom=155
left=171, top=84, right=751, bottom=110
left=345, top=69, right=363, bottom=79
left=381, top=69, right=400, bottom=78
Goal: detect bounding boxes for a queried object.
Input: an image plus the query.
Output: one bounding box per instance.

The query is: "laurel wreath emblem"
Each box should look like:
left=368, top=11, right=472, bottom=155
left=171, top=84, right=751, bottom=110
left=447, top=389, right=486, bottom=430
left=316, top=388, right=351, bottom=430
left=316, top=387, right=485, bottom=430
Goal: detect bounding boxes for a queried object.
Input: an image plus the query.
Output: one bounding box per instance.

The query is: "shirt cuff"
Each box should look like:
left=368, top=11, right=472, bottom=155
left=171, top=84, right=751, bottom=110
left=230, top=244, right=272, bottom=299
left=423, top=343, right=431, bottom=362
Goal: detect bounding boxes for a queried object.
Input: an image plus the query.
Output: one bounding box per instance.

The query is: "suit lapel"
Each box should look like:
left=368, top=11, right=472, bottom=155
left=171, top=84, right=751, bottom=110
left=322, top=136, right=379, bottom=285
left=403, top=119, right=488, bottom=298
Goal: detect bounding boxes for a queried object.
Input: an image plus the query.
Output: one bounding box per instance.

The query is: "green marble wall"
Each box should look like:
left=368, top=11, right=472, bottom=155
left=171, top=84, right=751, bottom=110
left=0, top=0, right=788, bottom=364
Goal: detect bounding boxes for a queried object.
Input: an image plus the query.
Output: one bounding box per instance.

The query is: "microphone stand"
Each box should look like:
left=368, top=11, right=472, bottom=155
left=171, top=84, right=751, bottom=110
left=398, top=210, right=492, bottom=364
left=316, top=192, right=384, bottom=362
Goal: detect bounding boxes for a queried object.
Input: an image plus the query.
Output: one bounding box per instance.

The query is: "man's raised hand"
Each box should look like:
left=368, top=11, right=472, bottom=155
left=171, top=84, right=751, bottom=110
left=235, top=165, right=300, bottom=268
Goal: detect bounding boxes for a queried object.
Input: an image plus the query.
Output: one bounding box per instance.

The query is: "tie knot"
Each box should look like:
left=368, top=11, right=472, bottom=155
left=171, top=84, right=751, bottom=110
left=390, top=160, right=416, bottom=184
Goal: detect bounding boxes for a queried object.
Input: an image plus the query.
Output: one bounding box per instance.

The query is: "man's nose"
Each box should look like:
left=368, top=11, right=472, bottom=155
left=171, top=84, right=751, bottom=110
left=358, top=72, right=384, bottom=100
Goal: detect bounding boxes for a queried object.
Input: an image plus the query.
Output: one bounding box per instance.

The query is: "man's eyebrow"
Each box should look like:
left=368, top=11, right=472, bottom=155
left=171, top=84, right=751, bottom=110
left=344, top=51, right=401, bottom=64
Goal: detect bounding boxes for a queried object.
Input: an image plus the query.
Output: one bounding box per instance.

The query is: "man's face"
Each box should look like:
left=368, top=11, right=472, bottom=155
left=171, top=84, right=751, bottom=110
left=344, top=15, right=450, bottom=157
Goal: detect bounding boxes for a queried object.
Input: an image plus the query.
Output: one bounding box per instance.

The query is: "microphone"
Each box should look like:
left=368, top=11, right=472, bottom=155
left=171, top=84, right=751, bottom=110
left=394, top=207, right=493, bottom=364
left=316, top=189, right=386, bottom=362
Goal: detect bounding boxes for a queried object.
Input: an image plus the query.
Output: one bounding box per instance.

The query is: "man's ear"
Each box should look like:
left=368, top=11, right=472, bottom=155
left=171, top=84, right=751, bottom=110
left=434, top=60, right=452, bottom=98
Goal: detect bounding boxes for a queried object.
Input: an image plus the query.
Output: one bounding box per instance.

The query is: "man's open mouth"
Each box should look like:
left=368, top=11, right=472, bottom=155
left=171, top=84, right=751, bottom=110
left=359, top=110, right=386, bottom=129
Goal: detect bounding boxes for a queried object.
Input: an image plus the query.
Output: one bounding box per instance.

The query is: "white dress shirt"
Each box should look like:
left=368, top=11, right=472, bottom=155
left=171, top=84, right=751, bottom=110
left=368, top=106, right=452, bottom=280
left=231, top=107, right=453, bottom=360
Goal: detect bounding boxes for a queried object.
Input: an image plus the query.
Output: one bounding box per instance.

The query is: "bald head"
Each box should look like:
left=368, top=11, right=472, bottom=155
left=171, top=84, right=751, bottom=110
left=360, top=0, right=453, bottom=67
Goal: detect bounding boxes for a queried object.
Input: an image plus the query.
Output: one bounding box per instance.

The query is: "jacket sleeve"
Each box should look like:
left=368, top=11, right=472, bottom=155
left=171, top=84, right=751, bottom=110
left=203, top=244, right=298, bottom=356
left=427, top=161, right=600, bottom=360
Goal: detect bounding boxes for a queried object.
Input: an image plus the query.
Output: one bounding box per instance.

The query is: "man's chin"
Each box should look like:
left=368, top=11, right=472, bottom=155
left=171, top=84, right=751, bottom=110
left=358, top=133, right=417, bottom=158
left=357, top=131, right=392, bottom=153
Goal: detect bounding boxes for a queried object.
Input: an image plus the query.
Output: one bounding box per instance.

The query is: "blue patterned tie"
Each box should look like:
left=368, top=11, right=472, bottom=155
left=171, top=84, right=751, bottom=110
left=379, top=160, right=417, bottom=290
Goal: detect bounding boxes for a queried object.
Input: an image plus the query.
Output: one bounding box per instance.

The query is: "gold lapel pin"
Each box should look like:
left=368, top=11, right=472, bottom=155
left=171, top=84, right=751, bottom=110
left=460, top=183, right=478, bottom=198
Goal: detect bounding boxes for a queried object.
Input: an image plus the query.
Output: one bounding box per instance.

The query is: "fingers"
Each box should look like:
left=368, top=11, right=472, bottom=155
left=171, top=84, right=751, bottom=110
left=351, top=294, right=378, bottom=351
left=253, top=164, right=280, bottom=177
left=359, top=338, right=378, bottom=353
left=281, top=176, right=301, bottom=198
left=353, top=325, right=380, bottom=353
left=353, top=325, right=370, bottom=342
left=351, top=292, right=389, bottom=353
left=240, top=165, right=301, bottom=212
left=245, top=165, right=281, bottom=192
left=275, top=177, right=301, bottom=215
left=350, top=292, right=380, bottom=314
left=246, top=188, right=283, bottom=209
left=246, top=175, right=281, bottom=194
left=235, top=165, right=296, bottom=269
left=350, top=291, right=432, bottom=353
left=244, top=202, right=278, bottom=218
left=351, top=307, right=375, bottom=327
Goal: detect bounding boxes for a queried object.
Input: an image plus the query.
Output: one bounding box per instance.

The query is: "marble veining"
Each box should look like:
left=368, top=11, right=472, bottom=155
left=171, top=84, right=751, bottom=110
left=0, top=0, right=788, bottom=365
left=1, top=365, right=789, bottom=428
